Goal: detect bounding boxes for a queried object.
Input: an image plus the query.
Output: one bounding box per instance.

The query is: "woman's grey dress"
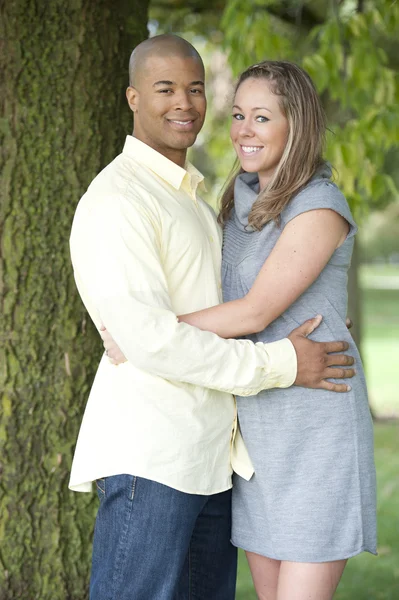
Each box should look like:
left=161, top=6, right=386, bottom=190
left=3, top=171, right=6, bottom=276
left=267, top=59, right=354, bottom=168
left=223, top=166, right=377, bottom=562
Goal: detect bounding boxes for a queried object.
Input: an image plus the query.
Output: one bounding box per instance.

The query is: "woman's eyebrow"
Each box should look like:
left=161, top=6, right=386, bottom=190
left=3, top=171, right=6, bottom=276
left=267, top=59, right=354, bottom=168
left=233, top=103, right=272, bottom=114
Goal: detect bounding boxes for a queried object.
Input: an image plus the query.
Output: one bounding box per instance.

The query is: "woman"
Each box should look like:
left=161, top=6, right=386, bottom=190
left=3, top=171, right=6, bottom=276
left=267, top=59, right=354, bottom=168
left=104, top=61, right=377, bottom=599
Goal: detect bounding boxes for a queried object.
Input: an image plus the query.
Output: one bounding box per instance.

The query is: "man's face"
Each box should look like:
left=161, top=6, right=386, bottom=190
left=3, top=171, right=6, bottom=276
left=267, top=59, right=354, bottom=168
left=127, top=55, right=206, bottom=164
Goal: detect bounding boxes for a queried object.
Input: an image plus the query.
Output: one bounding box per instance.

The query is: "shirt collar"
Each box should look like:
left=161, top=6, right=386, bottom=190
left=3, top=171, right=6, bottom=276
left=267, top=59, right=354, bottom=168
left=122, top=135, right=206, bottom=193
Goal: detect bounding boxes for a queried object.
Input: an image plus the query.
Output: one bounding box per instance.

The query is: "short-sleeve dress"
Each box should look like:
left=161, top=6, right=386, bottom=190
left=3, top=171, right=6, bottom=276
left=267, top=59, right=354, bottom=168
left=222, top=165, right=377, bottom=562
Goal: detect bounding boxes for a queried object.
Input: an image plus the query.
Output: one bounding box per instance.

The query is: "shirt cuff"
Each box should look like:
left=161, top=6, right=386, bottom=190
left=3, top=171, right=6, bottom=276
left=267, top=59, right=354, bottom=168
left=233, top=337, right=297, bottom=397
left=260, top=337, right=297, bottom=389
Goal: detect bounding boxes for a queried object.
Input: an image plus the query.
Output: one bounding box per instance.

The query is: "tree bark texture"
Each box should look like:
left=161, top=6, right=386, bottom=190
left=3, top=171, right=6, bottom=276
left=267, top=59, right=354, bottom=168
left=0, top=1, right=148, bottom=598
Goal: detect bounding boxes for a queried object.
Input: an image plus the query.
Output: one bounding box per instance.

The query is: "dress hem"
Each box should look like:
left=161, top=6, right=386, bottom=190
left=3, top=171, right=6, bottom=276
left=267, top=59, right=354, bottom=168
left=231, top=538, right=378, bottom=562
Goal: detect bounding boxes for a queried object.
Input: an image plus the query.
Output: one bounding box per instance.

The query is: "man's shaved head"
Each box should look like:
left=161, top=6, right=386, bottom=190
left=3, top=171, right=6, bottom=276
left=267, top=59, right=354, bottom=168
left=129, top=34, right=204, bottom=87
left=125, top=34, right=206, bottom=167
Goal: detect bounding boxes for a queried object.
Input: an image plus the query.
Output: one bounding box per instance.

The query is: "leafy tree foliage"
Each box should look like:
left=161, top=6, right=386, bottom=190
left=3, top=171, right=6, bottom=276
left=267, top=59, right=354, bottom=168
left=222, top=0, right=399, bottom=215
left=152, top=0, right=399, bottom=213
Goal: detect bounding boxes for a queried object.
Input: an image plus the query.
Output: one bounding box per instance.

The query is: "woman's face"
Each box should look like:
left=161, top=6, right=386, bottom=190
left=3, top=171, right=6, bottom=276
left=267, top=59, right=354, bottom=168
left=230, top=77, right=289, bottom=189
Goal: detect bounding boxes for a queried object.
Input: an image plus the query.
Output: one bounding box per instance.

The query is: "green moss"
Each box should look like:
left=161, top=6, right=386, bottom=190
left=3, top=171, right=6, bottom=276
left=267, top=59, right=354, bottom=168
left=1, top=394, right=12, bottom=418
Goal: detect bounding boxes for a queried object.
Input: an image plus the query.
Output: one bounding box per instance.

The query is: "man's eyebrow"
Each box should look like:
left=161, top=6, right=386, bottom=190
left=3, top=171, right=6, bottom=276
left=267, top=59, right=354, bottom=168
left=153, top=80, right=205, bottom=87
left=153, top=80, right=175, bottom=87
left=233, top=104, right=272, bottom=114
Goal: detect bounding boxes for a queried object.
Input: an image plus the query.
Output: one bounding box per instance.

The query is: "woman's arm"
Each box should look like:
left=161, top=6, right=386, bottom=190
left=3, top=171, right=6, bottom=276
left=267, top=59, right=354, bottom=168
left=178, top=209, right=349, bottom=338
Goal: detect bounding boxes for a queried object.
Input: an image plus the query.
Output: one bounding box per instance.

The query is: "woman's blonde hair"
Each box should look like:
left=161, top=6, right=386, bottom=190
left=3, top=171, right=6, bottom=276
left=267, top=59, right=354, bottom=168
left=218, top=61, right=327, bottom=229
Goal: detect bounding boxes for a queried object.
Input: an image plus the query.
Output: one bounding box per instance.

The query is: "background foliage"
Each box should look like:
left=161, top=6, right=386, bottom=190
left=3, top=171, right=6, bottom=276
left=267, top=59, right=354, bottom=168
left=152, top=0, right=399, bottom=215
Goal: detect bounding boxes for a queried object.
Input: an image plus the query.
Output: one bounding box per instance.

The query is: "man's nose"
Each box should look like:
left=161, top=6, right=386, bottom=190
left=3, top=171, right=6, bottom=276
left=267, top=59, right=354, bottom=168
left=174, top=91, right=193, bottom=111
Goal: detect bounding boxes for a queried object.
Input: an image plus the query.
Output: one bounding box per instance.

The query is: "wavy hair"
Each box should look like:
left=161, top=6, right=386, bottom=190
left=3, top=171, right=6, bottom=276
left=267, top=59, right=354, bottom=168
left=218, top=61, right=327, bottom=229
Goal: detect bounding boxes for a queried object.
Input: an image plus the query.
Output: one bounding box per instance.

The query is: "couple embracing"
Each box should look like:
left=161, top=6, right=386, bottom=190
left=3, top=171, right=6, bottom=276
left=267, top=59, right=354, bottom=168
left=69, top=34, right=376, bottom=600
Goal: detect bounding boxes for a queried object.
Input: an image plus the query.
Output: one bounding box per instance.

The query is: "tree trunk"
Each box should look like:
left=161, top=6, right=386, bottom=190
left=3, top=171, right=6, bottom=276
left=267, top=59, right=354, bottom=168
left=0, top=2, right=148, bottom=598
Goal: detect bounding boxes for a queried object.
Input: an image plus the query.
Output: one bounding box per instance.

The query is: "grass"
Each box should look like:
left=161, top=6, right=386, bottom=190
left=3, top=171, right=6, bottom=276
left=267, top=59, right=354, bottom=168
left=236, top=265, right=399, bottom=598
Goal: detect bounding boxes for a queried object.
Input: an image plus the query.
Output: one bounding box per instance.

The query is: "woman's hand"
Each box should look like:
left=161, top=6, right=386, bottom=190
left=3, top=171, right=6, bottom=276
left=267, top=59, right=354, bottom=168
left=100, top=326, right=127, bottom=365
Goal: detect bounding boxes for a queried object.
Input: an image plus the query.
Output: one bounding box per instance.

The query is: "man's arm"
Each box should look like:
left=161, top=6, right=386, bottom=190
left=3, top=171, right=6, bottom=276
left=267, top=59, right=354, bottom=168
left=71, top=193, right=353, bottom=395
left=101, top=316, right=354, bottom=392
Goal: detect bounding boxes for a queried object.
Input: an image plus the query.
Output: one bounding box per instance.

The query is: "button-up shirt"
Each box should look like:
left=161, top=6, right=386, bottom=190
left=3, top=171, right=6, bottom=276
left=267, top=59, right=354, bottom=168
left=69, top=136, right=297, bottom=495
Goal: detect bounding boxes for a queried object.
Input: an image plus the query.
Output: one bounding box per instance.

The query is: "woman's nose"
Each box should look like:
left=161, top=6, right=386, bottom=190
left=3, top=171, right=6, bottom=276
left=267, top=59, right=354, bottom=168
left=238, top=120, right=254, bottom=137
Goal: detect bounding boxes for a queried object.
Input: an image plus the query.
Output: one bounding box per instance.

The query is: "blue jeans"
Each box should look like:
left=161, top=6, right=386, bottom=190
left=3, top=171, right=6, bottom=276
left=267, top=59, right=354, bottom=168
left=90, top=474, right=237, bottom=600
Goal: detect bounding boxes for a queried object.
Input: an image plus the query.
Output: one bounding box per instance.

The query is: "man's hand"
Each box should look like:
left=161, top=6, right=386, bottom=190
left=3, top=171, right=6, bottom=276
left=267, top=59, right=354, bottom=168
left=100, top=326, right=127, bottom=365
left=288, top=315, right=355, bottom=392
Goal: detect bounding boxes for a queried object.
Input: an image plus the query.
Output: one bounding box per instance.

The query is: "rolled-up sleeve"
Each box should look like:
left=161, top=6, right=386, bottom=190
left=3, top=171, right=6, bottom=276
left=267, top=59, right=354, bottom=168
left=70, top=193, right=297, bottom=396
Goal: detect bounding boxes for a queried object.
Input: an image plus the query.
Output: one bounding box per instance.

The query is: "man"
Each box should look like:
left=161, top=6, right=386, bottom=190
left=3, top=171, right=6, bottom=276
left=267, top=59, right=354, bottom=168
left=69, top=34, right=354, bottom=600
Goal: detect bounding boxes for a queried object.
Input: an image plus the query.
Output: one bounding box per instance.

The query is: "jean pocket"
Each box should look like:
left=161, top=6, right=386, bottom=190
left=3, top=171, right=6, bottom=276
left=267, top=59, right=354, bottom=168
left=96, top=478, right=106, bottom=501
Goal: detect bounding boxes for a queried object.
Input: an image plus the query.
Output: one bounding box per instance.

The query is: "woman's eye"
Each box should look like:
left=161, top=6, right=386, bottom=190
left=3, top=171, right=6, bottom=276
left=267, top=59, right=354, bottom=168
left=232, top=113, right=244, bottom=120
left=256, top=115, right=269, bottom=123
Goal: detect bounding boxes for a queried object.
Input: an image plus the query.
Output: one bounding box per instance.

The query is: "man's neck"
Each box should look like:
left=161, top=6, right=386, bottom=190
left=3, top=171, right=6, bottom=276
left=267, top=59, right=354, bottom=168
left=132, top=133, right=187, bottom=169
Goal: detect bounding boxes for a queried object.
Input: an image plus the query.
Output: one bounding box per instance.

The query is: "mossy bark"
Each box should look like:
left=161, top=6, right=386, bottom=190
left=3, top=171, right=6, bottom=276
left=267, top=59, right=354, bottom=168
left=0, top=2, right=148, bottom=598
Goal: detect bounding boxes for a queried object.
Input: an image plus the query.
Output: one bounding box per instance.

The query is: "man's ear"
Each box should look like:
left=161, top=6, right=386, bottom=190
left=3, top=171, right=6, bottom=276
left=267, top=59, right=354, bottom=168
left=126, top=86, right=139, bottom=113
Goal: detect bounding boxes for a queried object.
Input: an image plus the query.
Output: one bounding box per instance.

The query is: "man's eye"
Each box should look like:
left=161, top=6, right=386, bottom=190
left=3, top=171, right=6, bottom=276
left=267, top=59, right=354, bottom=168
left=190, top=88, right=203, bottom=94
left=158, top=89, right=173, bottom=94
